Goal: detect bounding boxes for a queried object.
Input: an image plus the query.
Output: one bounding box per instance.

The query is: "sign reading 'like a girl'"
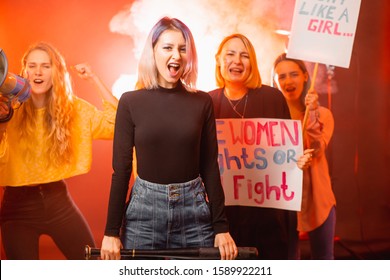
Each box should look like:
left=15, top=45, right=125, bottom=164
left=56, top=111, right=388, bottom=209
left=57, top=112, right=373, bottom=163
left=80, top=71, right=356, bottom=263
left=287, top=0, right=361, bottom=68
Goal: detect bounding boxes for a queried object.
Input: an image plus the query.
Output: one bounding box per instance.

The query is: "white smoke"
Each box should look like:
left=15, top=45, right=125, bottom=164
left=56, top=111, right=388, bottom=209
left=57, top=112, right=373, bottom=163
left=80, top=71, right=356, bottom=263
left=109, top=0, right=295, bottom=96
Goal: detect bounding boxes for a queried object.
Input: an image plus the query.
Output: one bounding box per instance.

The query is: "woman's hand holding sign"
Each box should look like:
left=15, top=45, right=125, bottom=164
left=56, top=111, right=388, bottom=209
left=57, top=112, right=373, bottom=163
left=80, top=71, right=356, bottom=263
left=297, top=148, right=315, bottom=170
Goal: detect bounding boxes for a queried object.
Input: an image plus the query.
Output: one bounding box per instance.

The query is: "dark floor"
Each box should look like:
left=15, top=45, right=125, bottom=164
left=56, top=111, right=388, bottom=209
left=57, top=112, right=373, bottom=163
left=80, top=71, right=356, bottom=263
left=2, top=235, right=389, bottom=260
left=299, top=238, right=390, bottom=260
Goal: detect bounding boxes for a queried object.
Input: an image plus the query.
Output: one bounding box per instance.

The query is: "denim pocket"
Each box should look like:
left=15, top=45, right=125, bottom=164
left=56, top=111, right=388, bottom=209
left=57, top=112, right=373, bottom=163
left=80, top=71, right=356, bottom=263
left=125, top=182, right=143, bottom=219
left=194, top=186, right=211, bottom=224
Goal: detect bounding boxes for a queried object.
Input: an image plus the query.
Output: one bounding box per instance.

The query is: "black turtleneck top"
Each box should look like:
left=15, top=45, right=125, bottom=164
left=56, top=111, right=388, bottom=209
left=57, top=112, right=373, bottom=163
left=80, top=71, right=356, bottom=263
left=104, top=83, right=228, bottom=236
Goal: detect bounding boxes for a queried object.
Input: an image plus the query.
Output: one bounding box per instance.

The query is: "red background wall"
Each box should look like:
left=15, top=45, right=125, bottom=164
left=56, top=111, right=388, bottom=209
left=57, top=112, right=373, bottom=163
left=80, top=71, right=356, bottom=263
left=1, top=0, right=389, bottom=259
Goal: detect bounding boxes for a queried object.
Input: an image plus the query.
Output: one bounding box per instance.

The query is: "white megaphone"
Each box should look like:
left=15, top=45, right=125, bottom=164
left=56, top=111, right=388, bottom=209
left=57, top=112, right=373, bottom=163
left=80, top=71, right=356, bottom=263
left=0, top=48, right=31, bottom=122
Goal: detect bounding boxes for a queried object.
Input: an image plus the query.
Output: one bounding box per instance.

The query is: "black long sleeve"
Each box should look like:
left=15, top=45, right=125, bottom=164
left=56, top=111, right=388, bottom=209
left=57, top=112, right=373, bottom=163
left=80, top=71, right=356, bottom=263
left=104, top=84, right=228, bottom=236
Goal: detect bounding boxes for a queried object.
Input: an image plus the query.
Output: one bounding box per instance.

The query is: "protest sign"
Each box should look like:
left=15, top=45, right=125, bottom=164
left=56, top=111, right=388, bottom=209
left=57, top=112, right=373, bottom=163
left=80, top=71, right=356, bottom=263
left=216, top=118, right=303, bottom=211
left=287, top=0, right=361, bottom=68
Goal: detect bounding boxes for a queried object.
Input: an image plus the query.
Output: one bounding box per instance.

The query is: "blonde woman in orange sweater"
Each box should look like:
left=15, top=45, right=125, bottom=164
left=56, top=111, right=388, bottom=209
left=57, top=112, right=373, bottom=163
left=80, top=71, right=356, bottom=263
left=0, top=42, right=117, bottom=259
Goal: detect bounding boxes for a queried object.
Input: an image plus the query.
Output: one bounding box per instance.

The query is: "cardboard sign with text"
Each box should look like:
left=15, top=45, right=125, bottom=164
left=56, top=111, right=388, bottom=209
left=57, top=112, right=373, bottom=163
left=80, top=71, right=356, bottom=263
left=216, top=118, right=303, bottom=211
left=287, top=0, right=361, bottom=68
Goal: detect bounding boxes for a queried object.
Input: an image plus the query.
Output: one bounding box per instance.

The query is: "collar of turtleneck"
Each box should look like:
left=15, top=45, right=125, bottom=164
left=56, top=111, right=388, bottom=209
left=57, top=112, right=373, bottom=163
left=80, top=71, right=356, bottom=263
left=156, top=81, right=185, bottom=93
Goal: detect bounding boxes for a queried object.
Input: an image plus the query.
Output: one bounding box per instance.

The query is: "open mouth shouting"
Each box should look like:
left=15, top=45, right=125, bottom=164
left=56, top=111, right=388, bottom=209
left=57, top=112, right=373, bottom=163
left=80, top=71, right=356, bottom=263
left=285, top=86, right=296, bottom=93
left=33, top=79, right=44, bottom=85
left=168, top=62, right=181, bottom=78
left=229, top=67, right=244, bottom=75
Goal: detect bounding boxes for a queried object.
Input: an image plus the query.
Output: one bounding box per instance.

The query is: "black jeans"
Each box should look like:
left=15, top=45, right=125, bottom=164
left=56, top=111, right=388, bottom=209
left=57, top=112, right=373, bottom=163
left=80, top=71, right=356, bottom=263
left=0, top=180, right=95, bottom=259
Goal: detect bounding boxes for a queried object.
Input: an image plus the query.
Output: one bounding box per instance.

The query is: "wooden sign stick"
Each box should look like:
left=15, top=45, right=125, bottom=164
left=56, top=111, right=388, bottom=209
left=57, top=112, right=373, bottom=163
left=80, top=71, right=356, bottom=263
left=302, top=62, right=319, bottom=135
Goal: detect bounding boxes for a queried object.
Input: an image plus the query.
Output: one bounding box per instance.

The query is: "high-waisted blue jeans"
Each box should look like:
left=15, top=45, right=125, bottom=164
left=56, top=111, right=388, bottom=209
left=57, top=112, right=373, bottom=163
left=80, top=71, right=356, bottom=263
left=121, top=176, right=214, bottom=250
left=0, top=181, right=95, bottom=259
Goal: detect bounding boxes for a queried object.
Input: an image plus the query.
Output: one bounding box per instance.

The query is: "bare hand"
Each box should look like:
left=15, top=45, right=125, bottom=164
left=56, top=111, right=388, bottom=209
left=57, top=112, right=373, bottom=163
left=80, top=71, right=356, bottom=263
left=214, top=232, right=238, bottom=260
left=0, top=99, right=10, bottom=120
left=100, top=235, right=122, bottom=260
left=297, top=148, right=315, bottom=170
left=0, top=101, right=10, bottom=120
left=305, top=89, right=319, bottom=110
left=72, top=63, right=95, bottom=80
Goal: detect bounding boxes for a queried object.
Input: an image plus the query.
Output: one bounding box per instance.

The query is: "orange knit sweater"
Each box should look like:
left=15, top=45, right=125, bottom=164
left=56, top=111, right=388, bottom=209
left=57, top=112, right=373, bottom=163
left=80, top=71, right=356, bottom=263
left=0, top=97, right=116, bottom=186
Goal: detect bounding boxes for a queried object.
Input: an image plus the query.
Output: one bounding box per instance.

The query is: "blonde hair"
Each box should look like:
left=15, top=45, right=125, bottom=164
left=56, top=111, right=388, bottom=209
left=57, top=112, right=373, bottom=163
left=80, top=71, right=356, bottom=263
left=215, top=33, right=262, bottom=88
left=19, top=42, right=74, bottom=166
left=135, top=17, right=198, bottom=92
